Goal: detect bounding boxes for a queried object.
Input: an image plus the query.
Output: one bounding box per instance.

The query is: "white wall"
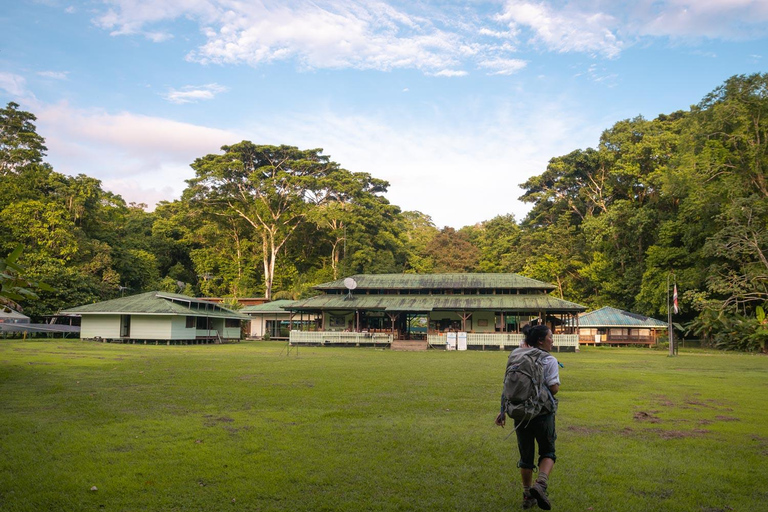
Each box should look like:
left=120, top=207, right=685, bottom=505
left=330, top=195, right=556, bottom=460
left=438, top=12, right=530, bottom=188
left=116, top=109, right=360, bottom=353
left=247, top=313, right=292, bottom=337
left=81, top=315, right=121, bottom=339
left=469, top=311, right=496, bottom=333
left=249, top=317, right=264, bottom=337
left=131, top=316, right=173, bottom=339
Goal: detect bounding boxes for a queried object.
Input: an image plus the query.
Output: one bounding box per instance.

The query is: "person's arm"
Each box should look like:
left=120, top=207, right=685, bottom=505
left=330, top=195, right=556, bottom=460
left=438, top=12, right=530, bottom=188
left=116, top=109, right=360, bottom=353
left=495, top=393, right=506, bottom=427
left=544, top=356, right=560, bottom=395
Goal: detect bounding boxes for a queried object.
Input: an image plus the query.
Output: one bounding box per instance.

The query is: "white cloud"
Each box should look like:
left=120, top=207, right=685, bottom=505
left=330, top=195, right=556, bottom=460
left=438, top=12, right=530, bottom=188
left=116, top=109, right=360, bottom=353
left=189, top=2, right=467, bottom=72
left=633, top=0, right=768, bottom=39
left=26, top=94, right=602, bottom=228
left=238, top=103, right=601, bottom=228
left=496, top=1, right=623, bottom=58
left=430, top=69, right=469, bottom=77
left=162, top=83, right=228, bottom=104
left=477, top=57, right=527, bottom=75
left=479, top=27, right=516, bottom=39
left=145, top=31, right=174, bottom=43
left=34, top=102, right=239, bottom=208
left=0, top=73, right=30, bottom=98
left=37, top=71, right=69, bottom=80
left=88, top=0, right=768, bottom=78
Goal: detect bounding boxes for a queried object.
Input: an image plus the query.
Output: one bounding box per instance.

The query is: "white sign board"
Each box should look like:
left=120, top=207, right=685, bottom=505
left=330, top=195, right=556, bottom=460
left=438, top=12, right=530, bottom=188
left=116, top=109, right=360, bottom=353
left=446, top=332, right=457, bottom=350
left=457, top=332, right=468, bottom=351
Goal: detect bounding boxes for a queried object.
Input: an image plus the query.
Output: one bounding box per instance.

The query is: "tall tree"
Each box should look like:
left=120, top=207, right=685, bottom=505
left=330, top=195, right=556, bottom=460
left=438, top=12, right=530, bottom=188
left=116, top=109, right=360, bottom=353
left=308, top=169, right=390, bottom=279
left=0, top=102, right=47, bottom=175
left=423, top=227, right=480, bottom=273
left=186, top=143, right=339, bottom=299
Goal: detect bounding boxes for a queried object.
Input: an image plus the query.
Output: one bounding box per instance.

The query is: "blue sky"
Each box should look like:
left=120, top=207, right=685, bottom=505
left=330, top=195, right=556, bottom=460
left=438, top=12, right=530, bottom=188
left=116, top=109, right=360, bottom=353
left=1, top=1, right=766, bottom=228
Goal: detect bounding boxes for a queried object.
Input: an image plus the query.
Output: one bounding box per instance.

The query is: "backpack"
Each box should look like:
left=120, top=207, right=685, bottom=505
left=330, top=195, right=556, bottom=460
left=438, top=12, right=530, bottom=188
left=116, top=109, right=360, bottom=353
left=503, top=348, right=556, bottom=423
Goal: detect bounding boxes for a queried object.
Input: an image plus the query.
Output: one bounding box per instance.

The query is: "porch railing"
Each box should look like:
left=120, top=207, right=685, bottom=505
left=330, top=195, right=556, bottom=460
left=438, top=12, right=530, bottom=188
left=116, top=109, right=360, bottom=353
left=290, top=331, right=578, bottom=350
left=427, top=333, right=578, bottom=350
left=290, top=331, right=393, bottom=345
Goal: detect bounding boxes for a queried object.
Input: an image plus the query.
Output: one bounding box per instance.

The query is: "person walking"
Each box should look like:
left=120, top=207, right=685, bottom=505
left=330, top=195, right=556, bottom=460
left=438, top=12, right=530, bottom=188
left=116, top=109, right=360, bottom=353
left=495, top=324, right=560, bottom=510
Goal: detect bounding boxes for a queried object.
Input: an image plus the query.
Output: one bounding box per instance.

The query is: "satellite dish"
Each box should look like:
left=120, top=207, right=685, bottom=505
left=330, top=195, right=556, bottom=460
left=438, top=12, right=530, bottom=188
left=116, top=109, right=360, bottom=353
left=344, top=277, right=358, bottom=290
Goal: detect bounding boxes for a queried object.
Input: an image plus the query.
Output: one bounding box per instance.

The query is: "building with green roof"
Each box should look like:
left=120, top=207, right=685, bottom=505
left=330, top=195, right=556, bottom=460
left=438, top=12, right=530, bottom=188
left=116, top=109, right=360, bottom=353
left=240, top=300, right=314, bottom=339
left=287, top=273, right=586, bottom=348
left=62, top=291, right=248, bottom=344
left=573, top=306, right=668, bottom=346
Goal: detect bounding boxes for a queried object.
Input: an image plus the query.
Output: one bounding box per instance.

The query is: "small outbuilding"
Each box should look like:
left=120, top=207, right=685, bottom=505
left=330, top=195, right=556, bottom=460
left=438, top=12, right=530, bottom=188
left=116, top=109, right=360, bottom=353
left=241, top=300, right=316, bottom=340
left=62, top=291, right=247, bottom=344
left=575, top=306, right=668, bottom=346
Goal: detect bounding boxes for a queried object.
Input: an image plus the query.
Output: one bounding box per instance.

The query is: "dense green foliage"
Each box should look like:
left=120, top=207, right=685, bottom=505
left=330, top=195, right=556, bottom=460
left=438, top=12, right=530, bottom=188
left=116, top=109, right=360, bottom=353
left=1, top=341, right=766, bottom=511
left=2, top=73, right=767, bottom=349
left=515, top=73, right=768, bottom=350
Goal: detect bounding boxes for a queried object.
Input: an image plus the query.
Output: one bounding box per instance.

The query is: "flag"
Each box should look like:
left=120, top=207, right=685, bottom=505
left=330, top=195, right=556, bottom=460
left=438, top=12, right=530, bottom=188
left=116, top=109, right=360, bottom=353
left=673, top=284, right=678, bottom=314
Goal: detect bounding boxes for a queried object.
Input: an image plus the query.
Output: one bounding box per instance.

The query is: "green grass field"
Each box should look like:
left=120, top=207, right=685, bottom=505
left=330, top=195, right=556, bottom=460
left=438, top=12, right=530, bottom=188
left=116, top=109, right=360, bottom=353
left=1, top=341, right=766, bottom=512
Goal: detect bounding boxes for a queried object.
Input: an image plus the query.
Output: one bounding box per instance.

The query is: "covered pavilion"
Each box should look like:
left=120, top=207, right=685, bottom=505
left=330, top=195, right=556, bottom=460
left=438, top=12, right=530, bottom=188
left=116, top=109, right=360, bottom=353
left=286, top=273, right=586, bottom=349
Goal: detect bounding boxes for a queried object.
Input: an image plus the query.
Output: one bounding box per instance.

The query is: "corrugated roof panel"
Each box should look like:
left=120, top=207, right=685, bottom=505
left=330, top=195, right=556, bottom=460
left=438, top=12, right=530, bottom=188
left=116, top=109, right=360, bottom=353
left=289, top=294, right=585, bottom=312
left=62, top=291, right=247, bottom=319
left=576, top=306, right=668, bottom=327
left=314, top=273, right=556, bottom=291
left=241, top=300, right=297, bottom=313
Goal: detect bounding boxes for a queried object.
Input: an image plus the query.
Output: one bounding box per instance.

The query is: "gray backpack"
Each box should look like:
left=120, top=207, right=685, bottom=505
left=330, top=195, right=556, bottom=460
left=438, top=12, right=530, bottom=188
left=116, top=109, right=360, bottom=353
left=503, top=348, right=556, bottom=423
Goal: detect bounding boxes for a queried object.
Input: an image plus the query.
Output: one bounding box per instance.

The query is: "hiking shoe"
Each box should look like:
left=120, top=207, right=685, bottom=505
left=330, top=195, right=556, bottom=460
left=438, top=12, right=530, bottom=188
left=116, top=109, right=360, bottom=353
left=529, top=482, right=551, bottom=510
left=522, top=491, right=538, bottom=509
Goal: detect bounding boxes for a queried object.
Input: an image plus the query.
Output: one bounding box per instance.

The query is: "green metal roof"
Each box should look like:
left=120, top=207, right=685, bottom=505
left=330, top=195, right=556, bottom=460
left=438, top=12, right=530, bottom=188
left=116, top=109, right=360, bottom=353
left=289, top=294, right=585, bottom=313
left=314, top=273, right=557, bottom=291
left=241, top=300, right=297, bottom=314
left=62, top=291, right=248, bottom=319
left=576, top=307, right=668, bottom=328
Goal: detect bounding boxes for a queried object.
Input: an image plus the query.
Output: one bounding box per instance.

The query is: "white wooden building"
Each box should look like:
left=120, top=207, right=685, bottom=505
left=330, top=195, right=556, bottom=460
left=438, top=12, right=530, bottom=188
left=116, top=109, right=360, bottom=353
left=62, top=291, right=247, bottom=344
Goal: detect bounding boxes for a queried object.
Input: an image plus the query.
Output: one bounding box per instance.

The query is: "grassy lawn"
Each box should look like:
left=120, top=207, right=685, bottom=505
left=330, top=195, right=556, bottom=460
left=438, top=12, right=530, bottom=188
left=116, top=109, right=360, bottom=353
left=1, top=341, right=766, bottom=512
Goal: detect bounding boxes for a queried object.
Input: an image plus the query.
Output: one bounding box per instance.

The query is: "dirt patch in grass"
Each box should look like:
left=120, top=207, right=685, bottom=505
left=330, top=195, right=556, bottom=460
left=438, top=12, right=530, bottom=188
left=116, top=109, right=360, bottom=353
left=223, top=424, right=253, bottom=435
left=651, top=394, right=676, bottom=407
left=633, top=411, right=661, bottom=423
left=749, top=435, right=768, bottom=456
left=714, top=415, right=740, bottom=422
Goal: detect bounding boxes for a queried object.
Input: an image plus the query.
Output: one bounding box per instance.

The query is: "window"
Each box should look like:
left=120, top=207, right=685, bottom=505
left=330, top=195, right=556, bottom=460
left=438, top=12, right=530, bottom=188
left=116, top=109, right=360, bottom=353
left=186, top=316, right=195, bottom=328
left=225, top=318, right=240, bottom=328
left=196, top=317, right=211, bottom=329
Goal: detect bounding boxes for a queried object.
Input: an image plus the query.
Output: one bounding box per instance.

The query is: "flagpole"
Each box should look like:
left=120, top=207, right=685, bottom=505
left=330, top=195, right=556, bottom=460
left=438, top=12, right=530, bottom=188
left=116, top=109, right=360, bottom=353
left=667, top=273, right=673, bottom=357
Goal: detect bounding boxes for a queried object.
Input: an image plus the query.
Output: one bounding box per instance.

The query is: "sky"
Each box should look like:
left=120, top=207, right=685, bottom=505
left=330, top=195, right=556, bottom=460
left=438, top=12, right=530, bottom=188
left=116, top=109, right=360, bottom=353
left=1, top=1, right=767, bottom=229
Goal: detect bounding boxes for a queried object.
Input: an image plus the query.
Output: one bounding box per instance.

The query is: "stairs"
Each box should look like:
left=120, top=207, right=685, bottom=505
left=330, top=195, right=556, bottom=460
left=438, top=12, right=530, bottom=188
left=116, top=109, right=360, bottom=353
left=390, top=339, right=428, bottom=351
